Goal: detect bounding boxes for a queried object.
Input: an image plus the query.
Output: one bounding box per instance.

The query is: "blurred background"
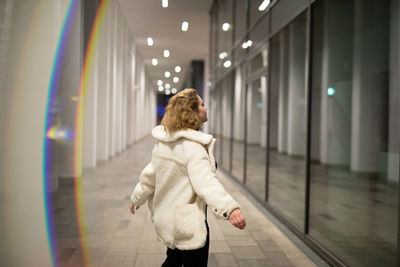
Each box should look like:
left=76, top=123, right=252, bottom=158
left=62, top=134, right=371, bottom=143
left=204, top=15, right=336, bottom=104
left=0, top=0, right=399, bottom=266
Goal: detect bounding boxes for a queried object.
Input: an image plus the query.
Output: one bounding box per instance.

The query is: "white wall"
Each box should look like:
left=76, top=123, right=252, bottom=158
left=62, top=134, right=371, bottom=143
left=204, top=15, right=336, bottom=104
left=82, top=0, right=156, bottom=169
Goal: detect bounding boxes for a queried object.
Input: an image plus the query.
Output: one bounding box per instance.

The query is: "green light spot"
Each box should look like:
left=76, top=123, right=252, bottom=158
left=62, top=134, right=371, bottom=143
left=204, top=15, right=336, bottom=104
left=327, top=87, right=335, bottom=96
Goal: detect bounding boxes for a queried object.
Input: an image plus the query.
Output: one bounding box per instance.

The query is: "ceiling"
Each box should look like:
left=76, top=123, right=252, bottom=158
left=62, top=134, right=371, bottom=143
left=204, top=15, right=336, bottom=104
left=117, top=0, right=214, bottom=93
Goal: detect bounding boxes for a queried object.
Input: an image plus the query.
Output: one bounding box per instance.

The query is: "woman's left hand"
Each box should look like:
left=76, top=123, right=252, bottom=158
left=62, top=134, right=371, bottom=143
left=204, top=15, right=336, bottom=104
left=228, top=208, right=246, bottom=229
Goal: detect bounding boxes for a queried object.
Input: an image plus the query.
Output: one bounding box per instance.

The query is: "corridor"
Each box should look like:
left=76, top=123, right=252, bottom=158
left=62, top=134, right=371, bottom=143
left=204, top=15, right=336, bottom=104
left=54, top=136, right=324, bottom=267
left=1, top=0, right=399, bottom=266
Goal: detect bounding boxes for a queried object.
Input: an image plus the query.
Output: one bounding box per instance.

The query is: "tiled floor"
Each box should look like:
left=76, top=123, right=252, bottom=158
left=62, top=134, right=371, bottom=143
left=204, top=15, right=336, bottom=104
left=54, top=136, right=323, bottom=267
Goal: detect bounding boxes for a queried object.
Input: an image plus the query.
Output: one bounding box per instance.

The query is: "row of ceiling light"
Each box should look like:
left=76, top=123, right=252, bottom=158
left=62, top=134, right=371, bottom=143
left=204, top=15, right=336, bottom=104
left=218, top=39, right=252, bottom=69
left=151, top=0, right=270, bottom=90
left=216, top=0, right=270, bottom=69
left=218, top=39, right=253, bottom=59
left=158, top=79, right=178, bottom=95
left=161, top=0, right=189, bottom=31
left=151, top=49, right=170, bottom=66
left=161, top=0, right=181, bottom=95
left=144, top=0, right=190, bottom=95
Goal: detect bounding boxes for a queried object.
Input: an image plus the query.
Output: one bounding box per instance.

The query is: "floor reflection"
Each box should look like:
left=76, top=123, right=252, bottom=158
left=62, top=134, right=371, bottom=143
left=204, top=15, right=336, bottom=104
left=215, top=140, right=398, bottom=266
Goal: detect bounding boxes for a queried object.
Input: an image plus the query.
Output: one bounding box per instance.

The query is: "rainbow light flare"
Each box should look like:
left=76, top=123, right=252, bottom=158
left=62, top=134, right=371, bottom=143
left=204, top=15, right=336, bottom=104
left=44, top=0, right=109, bottom=266
left=43, top=0, right=79, bottom=265
left=74, top=0, right=109, bottom=266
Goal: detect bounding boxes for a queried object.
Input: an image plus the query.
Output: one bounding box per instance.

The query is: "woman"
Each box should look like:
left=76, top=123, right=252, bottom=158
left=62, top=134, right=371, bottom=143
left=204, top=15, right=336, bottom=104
left=129, top=88, right=246, bottom=267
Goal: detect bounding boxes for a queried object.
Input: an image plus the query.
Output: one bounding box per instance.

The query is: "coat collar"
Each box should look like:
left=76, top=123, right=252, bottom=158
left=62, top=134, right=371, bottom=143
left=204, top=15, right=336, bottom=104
left=151, top=125, right=213, bottom=145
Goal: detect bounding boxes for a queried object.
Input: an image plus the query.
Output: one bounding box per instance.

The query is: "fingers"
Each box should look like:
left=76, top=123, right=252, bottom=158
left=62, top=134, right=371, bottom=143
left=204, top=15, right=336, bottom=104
left=230, top=216, right=246, bottom=229
left=129, top=203, right=135, bottom=215
left=129, top=203, right=141, bottom=215
left=229, top=210, right=246, bottom=229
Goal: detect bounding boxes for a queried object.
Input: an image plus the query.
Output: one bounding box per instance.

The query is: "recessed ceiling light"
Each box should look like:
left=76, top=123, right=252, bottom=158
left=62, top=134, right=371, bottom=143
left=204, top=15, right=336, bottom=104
left=165, top=71, right=171, bottom=78
left=157, top=80, right=163, bottom=86
left=247, top=40, right=253, bottom=47
left=182, top=21, right=189, bottom=32
left=258, top=0, right=270, bottom=11
left=162, top=0, right=168, bottom=8
left=165, top=83, right=171, bottom=89
left=147, top=37, right=153, bottom=46
left=165, top=89, right=171, bottom=95
left=223, top=60, right=231, bottom=68
left=175, top=66, right=181, bottom=72
left=152, top=58, right=158, bottom=66
left=222, top=23, right=230, bottom=31
left=219, top=51, right=227, bottom=59
left=158, top=85, right=164, bottom=91
left=242, top=42, right=248, bottom=49
left=173, top=77, right=179, bottom=83
left=171, top=88, right=177, bottom=94
left=164, top=50, right=170, bottom=57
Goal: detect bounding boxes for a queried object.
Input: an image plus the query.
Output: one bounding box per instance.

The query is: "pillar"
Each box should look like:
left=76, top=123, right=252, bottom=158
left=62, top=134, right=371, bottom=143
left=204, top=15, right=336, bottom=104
left=351, top=0, right=389, bottom=173
left=287, top=18, right=306, bottom=157
left=277, top=30, right=289, bottom=153
left=96, top=4, right=111, bottom=161
left=319, top=1, right=353, bottom=165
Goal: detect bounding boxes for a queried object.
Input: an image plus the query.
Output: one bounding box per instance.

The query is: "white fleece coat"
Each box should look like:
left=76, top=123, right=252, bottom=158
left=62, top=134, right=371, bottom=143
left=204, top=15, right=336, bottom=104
left=130, top=125, right=240, bottom=250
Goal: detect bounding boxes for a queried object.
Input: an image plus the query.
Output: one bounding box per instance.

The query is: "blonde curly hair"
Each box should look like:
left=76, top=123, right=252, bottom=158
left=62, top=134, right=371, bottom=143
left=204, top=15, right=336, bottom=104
left=161, top=88, right=202, bottom=132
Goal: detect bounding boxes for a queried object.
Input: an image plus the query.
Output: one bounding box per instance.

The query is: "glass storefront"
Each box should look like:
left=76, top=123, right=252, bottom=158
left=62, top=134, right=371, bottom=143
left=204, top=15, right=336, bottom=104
left=309, top=0, right=398, bottom=265
left=221, top=72, right=234, bottom=170
left=231, top=63, right=246, bottom=183
left=209, top=0, right=400, bottom=266
left=210, top=82, right=223, bottom=163
left=245, top=76, right=267, bottom=201
left=268, top=11, right=307, bottom=231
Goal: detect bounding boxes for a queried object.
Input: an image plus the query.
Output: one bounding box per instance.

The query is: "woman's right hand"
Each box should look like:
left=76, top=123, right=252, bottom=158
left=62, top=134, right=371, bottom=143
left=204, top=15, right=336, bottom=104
left=129, top=202, right=140, bottom=215
left=228, top=208, right=246, bottom=229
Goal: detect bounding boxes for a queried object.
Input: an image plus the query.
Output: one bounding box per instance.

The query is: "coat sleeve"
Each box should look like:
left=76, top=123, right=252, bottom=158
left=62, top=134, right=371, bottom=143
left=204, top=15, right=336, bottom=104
left=130, top=161, right=156, bottom=207
left=185, top=141, right=240, bottom=220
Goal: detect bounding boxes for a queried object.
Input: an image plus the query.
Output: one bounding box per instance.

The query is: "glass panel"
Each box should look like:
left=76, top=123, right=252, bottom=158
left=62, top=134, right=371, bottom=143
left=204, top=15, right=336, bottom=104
left=245, top=76, right=267, bottom=200
left=249, top=0, right=267, bottom=27
left=210, top=7, right=218, bottom=82
left=309, top=0, right=398, bottom=266
left=235, top=0, right=247, bottom=42
left=213, top=81, right=223, bottom=163
left=217, top=0, right=233, bottom=77
left=209, top=90, right=218, bottom=137
left=248, top=47, right=268, bottom=75
left=268, top=11, right=307, bottom=230
left=249, top=13, right=269, bottom=49
left=231, top=63, right=246, bottom=182
left=270, top=0, right=308, bottom=35
left=221, top=72, right=234, bottom=170
left=234, top=39, right=247, bottom=64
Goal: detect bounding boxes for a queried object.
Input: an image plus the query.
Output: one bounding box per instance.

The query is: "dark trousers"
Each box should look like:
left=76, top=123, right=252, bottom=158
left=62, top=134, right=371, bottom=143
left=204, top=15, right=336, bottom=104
left=161, top=220, right=210, bottom=267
